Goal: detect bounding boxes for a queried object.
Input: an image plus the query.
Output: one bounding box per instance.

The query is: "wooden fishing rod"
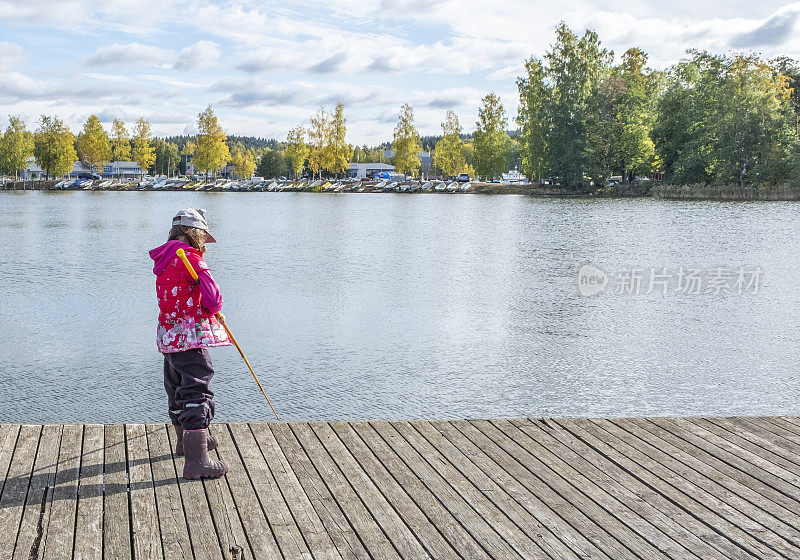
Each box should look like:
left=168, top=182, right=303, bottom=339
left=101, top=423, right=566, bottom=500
left=177, top=248, right=279, bottom=420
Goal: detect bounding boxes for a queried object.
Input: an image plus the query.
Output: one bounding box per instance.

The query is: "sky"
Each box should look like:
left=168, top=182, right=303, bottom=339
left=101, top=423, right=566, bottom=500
left=1, top=0, right=800, bottom=145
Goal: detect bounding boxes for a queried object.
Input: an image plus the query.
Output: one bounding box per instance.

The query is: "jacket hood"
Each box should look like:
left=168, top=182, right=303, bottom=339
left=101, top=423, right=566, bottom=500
left=149, top=240, right=194, bottom=275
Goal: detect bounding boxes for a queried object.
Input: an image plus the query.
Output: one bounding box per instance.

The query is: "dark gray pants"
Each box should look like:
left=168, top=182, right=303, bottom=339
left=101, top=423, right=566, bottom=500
left=163, top=348, right=216, bottom=430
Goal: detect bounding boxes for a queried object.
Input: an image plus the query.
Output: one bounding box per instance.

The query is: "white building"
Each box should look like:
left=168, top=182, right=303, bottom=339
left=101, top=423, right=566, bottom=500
left=22, top=158, right=142, bottom=179
left=347, top=162, right=395, bottom=179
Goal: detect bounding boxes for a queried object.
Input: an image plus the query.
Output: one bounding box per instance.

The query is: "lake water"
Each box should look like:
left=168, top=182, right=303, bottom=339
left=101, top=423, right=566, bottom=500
left=1, top=190, right=798, bottom=423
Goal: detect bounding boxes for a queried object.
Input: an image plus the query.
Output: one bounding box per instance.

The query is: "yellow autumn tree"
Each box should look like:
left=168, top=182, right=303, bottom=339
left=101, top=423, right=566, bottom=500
left=193, top=105, right=230, bottom=178
left=131, top=118, right=156, bottom=176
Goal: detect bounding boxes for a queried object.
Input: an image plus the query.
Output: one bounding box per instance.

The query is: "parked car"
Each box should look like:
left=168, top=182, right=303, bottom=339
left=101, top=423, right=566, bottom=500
left=456, top=173, right=470, bottom=182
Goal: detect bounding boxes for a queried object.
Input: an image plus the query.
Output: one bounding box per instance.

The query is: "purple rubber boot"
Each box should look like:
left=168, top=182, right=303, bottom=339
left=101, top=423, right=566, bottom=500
left=174, top=425, right=218, bottom=457
left=182, top=429, right=229, bottom=480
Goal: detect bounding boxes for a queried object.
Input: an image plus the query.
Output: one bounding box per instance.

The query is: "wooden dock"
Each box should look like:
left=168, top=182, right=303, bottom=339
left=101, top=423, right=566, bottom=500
left=0, top=417, right=799, bottom=559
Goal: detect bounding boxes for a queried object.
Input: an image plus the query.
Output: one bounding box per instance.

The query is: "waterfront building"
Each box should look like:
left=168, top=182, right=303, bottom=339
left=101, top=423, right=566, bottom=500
left=383, top=149, right=433, bottom=176
left=347, top=162, right=395, bottom=179
left=21, top=158, right=142, bottom=179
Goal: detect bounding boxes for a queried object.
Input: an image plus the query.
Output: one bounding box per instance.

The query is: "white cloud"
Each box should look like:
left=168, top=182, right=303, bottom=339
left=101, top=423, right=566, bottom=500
left=174, top=40, right=220, bottom=71
left=0, top=0, right=180, bottom=33
left=84, top=42, right=171, bottom=67
left=83, top=40, right=222, bottom=71
left=0, top=41, right=30, bottom=70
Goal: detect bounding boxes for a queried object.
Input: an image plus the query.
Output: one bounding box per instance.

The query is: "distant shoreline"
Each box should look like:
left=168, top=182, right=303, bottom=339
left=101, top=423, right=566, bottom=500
left=4, top=180, right=800, bottom=200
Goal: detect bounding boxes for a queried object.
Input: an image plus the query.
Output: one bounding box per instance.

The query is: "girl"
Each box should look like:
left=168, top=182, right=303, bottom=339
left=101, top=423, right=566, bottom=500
left=149, top=208, right=231, bottom=479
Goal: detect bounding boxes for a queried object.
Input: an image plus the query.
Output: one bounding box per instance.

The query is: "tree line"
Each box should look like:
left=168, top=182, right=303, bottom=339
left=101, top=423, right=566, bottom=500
left=516, top=24, right=800, bottom=189
left=3, top=24, right=800, bottom=188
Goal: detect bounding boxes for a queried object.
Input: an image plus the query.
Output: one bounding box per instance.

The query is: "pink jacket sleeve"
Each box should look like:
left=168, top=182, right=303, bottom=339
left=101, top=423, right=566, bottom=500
left=197, top=269, right=224, bottom=315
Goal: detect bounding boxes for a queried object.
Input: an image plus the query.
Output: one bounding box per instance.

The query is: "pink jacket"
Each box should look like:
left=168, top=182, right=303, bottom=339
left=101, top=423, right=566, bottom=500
left=149, top=240, right=231, bottom=353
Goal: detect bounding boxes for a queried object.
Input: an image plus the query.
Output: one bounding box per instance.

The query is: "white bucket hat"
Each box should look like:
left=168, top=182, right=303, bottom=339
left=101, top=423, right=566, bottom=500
left=172, top=208, right=217, bottom=242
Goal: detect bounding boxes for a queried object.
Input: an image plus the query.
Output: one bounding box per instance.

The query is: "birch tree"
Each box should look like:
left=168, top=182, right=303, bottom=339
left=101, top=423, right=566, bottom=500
left=131, top=118, right=156, bottom=176
left=285, top=125, right=309, bottom=178
left=111, top=118, right=131, bottom=162
left=473, top=93, right=510, bottom=180
left=34, top=115, right=77, bottom=178
left=77, top=114, right=111, bottom=172
left=433, top=110, right=467, bottom=177
left=0, top=116, right=34, bottom=178
left=391, top=103, right=421, bottom=176
left=193, top=105, right=229, bottom=177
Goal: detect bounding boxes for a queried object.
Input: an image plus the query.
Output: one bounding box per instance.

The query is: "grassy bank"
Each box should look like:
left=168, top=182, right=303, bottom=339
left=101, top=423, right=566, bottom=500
left=651, top=183, right=800, bottom=200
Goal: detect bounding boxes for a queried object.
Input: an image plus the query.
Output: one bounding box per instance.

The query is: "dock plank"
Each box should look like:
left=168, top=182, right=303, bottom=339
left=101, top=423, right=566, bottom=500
left=250, top=422, right=342, bottom=560
left=483, top=418, right=697, bottom=560
left=291, top=422, right=402, bottom=560
left=329, top=421, right=460, bottom=560
left=165, top=425, right=222, bottom=560
left=554, top=418, right=760, bottom=560
left=212, top=423, right=282, bottom=559
left=13, top=424, right=61, bottom=560
left=594, top=417, right=800, bottom=557
left=1, top=417, right=799, bottom=560
left=639, top=418, right=800, bottom=517
left=74, top=424, right=104, bottom=560
left=310, top=421, right=430, bottom=560
left=0, top=425, right=20, bottom=499
left=764, top=416, right=800, bottom=440
left=103, top=424, right=132, bottom=560
left=510, top=418, right=729, bottom=560
left=205, top=423, right=255, bottom=560
left=612, top=418, right=800, bottom=550
left=144, top=423, right=194, bottom=560
left=126, top=423, right=164, bottom=560
left=349, top=421, right=493, bottom=560
left=694, top=417, right=800, bottom=482
left=229, top=422, right=312, bottom=560
left=40, top=423, right=82, bottom=560
left=411, top=420, right=563, bottom=560
left=466, top=419, right=635, bottom=560
left=270, top=422, right=370, bottom=560
left=725, top=417, right=800, bottom=468
left=569, top=418, right=793, bottom=559
left=371, top=420, right=525, bottom=560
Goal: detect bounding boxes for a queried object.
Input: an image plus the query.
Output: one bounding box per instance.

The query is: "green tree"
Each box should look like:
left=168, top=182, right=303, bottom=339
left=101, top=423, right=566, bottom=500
left=653, top=52, right=795, bottom=186
left=152, top=139, right=179, bottom=176
left=110, top=118, right=131, bottom=162
left=33, top=115, right=77, bottom=178
left=181, top=140, right=196, bottom=156
left=0, top=116, right=34, bottom=178
left=652, top=60, right=707, bottom=184
left=308, top=108, right=331, bottom=179
left=77, top=114, right=111, bottom=173
left=604, top=48, right=662, bottom=183
left=713, top=55, right=794, bottom=186
left=193, top=105, right=230, bottom=178
left=256, top=149, right=288, bottom=178
left=285, top=125, right=309, bottom=178
left=433, top=110, right=467, bottom=177
left=131, top=118, right=156, bottom=176
left=473, top=93, right=510, bottom=180
left=516, top=57, right=549, bottom=183
left=545, top=24, right=611, bottom=188
left=327, top=102, right=350, bottom=176
left=391, top=103, right=421, bottom=176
